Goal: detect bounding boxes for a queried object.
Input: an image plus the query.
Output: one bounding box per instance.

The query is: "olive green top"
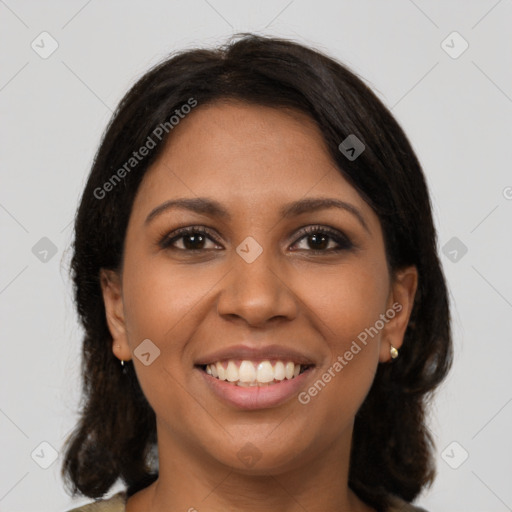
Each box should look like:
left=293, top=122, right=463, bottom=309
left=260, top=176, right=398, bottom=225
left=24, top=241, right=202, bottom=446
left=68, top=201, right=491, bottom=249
left=65, top=490, right=428, bottom=511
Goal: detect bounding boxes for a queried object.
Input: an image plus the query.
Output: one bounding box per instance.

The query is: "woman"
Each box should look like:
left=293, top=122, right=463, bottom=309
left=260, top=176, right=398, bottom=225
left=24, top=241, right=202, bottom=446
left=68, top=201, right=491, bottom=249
left=62, top=33, right=452, bottom=512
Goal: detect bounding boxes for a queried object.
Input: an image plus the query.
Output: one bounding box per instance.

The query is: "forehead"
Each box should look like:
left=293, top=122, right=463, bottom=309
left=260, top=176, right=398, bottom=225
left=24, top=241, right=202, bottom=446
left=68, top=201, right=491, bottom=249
left=132, top=101, right=370, bottom=220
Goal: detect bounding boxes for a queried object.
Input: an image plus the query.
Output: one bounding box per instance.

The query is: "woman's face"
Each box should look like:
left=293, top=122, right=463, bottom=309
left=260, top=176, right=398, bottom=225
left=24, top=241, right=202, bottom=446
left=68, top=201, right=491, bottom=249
left=102, top=101, right=417, bottom=475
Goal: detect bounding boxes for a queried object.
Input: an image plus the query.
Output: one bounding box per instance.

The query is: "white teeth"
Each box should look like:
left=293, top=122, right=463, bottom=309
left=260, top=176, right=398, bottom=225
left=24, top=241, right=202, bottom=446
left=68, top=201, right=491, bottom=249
left=226, top=361, right=238, bottom=382
left=204, top=359, right=308, bottom=385
left=285, top=361, right=295, bottom=379
left=239, top=360, right=256, bottom=382
left=216, top=362, right=226, bottom=380
left=256, top=361, right=275, bottom=383
left=274, top=361, right=285, bottom=380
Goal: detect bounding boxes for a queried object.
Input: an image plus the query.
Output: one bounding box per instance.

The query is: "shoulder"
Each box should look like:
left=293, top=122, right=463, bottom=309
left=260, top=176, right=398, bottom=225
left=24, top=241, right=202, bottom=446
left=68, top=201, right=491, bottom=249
left=64, top=491, right=127, bottom=512
left=385, top=494, right=429, bottom=512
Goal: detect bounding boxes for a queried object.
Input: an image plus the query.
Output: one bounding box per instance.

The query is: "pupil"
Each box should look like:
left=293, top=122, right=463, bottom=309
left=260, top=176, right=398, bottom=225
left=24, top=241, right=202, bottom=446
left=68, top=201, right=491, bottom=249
left=184, top=234, right=204, bottom=250
left=309, top=233, right=327, bottom=250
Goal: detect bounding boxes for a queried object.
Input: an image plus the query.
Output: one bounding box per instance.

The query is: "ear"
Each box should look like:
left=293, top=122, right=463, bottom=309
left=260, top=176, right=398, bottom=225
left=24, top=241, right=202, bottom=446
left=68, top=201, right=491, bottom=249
left=379, top=265, right=418, bottom=363
left=99, top=268, right=132, bottom=363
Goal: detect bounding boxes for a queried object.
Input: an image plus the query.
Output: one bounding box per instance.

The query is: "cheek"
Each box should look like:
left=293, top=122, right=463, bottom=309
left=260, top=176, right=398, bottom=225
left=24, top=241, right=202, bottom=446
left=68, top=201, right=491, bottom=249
left=120, top=255, right=215, bottom=417
left=122, top=254, right=210, bottom=333
left=295, top=260, right=389, bottom=418
left=301, top=259, right=389, bottom=347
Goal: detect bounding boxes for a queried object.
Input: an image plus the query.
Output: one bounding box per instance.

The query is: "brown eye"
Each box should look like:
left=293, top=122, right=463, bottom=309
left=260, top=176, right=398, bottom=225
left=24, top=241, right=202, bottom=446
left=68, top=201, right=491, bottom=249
left=305, top=233, right=330, bottom=250
left=179, top=232, right=207, bottom=250
left=160, top=227, right=222, bottom=251
left=291, top=226, right=353, bottom=253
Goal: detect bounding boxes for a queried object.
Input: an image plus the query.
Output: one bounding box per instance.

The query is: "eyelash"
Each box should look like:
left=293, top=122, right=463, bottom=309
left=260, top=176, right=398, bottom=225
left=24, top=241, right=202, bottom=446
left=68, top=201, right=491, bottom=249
left=158, top=225, right=353, bottom=254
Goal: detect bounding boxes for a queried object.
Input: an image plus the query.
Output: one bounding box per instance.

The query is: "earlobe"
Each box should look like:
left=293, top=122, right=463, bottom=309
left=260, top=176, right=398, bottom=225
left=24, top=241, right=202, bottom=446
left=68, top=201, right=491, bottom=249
left=99, top=269, right=131, bottom=361
left=379, top=266, right=418, bottom=363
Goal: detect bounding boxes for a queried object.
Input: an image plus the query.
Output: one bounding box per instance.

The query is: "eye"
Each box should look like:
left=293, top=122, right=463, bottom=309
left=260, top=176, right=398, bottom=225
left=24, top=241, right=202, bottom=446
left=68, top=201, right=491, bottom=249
left=159, top=225, right=353, bottom=254
left=159, top=226, right=222, bottom=251
left=290, top=225, right=353, bottom=253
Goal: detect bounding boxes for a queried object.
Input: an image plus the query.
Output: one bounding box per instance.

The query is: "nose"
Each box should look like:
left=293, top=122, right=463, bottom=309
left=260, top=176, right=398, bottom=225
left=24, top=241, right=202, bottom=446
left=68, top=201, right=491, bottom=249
left=216, top=247, right=298, bottom=327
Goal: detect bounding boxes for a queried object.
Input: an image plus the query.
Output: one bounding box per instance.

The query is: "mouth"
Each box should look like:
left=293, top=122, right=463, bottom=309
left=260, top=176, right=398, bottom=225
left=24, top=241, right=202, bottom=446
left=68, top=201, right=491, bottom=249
left=193, top=344, right=317, bottom=409
left=197, top=360, right=313, bottom=387
left=196, top=359, right=315, bottom=410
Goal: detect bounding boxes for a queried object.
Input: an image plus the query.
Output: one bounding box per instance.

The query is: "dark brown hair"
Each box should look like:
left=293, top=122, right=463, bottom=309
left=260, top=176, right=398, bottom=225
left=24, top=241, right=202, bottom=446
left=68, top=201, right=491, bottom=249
left=61, top=33, right=453, bottom=510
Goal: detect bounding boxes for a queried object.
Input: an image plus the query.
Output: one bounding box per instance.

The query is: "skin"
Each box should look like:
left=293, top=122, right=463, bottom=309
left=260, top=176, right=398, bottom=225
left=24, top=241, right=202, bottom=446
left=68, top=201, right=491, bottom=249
left=100, top=101, right=418, bottom=512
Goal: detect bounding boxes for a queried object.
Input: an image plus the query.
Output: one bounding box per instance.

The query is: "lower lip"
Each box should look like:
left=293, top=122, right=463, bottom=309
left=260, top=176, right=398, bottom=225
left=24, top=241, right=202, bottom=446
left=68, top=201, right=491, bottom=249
left=196, top=366, right=315, bottom=410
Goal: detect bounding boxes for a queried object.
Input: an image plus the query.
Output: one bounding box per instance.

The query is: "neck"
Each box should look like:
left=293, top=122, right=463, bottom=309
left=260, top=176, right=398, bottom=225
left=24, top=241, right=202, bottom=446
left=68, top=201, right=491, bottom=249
left=126, top=420, right=375, bottom=512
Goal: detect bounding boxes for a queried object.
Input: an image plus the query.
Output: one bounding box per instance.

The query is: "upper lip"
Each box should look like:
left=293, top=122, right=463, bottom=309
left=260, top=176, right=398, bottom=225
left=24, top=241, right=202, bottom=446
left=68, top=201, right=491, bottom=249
left=195, top=344, right=316, bottom=366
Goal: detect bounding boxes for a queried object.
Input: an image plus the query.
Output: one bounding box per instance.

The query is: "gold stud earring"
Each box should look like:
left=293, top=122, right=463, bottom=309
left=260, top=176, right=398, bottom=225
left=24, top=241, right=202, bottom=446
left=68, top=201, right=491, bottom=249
left=390, top=344, right=399, bottom=359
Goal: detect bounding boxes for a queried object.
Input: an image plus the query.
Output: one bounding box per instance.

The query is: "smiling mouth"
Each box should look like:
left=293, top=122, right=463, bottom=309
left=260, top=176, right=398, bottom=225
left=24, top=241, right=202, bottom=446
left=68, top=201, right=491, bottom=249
left=198, top=360, right=312, bottom=387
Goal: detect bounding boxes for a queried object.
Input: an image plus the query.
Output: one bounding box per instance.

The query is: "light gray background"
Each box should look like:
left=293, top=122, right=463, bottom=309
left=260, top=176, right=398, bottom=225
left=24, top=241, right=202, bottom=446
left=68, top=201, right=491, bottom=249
left=1, top=1, right=511, bottom=511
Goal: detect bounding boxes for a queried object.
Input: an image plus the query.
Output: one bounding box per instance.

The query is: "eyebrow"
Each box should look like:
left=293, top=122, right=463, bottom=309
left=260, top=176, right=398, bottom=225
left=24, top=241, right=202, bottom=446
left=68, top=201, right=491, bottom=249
left=145, top=196, right=370, bottom=233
